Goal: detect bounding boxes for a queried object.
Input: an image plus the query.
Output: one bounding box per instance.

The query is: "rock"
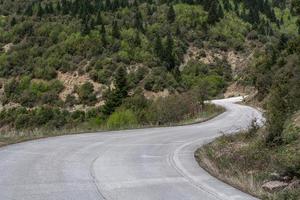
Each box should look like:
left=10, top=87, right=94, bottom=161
left=269, top=172, right=281, bottom=181
left=287, top=179, right=300, bottom=189
left=2, top=43, right=14, bottom=53
left=262, top=181, right=288, bottom=192
left=282, top=176, right=292, bottom=182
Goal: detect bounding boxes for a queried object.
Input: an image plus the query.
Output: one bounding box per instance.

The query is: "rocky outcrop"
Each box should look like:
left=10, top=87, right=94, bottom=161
left=262, top=181, right=289, bottom=192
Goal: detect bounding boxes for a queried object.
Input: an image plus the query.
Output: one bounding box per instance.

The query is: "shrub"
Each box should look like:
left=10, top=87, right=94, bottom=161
left=76, top=82, right=97, bottom=106
left=106, top=109, right=138, bottom=129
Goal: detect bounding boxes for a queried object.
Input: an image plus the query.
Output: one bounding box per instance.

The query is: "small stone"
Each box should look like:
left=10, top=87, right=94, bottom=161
left=262, top=181, right=288, bottom=192
left=269, top=172, right=280, bottom=180
left=282, top=176, right=292, bottom=182
left=287, top=179, right=300, bottom=189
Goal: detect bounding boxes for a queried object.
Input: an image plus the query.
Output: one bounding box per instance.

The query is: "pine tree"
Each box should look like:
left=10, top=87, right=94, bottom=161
left=81, top=18, right=90, bottom=35
left=134, top=8, right=144, bottom=31
left=48, top=2, right=54, bottom=14
left=61, top=0, right=69, bottom=15
left=102, top=66, right=128, bottom=116
left=112, top=20, right=120, bottom=39
left=154, top=34, right=163, bottom=60
left=207, top=0, right=223, bottom=24
left=105, top=0, right=111, bottom=11
left=37, top=3, right=44, bottom=18
left=25, top=4, right=33, bottom=16
left=164, top=33, right=175, bottom=71
left=10, top=17, right=17, bottom=27
left=56, top=1, right=61, bottom=13
left=101, top=24, right=107, bottom=46
left=96, top=12, right=103, bottom=25
left=266, top=86, right=286, bottom=146
left=134, top=31, right=141, bottom=46
left=115, top=66, right=128, bottom=99
left=223, top=0, right=231, bottom=11
left=167, top=5, right=176, bottom=23
left=248, top=8, right=260, bottom=25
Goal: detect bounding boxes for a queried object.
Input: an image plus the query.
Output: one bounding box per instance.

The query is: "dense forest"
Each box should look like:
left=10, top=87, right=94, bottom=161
left=0, top=0, right=299, bottom=135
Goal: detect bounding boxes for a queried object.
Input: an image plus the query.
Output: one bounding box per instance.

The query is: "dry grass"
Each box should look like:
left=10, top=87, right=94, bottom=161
left=195, top=124, right=300, bottom=200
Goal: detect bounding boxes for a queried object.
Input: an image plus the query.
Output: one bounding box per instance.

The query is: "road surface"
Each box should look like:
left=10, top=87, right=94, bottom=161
left=0, top=97, right=263, bottom=200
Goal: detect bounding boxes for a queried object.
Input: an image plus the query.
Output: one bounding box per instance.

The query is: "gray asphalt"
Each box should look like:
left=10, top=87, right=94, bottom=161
left=0, top=97, right=263, bottom=200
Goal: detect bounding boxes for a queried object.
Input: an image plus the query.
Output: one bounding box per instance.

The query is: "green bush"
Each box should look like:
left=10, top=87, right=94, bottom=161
left=76, top=82, right=97, bottom=106
left=106, top=109, right=138, bottom=129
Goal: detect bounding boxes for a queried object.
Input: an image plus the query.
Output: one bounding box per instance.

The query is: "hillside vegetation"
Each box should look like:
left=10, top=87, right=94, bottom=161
left=195, top=0, right=300, bottom=199
left=0, top=0, right=299, bottom=137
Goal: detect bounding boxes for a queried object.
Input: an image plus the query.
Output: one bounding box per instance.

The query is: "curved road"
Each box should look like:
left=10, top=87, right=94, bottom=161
left=0, top=97, right=263, bottom=200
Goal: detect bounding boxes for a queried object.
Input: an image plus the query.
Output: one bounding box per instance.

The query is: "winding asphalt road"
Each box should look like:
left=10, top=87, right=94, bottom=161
left=0, top=97, right=263, bottom=200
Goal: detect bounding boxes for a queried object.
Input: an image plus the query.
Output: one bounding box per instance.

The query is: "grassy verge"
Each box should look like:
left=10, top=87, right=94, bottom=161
left=0, top=103, right=224, bottom=148
left=195, top=115, right=300, bottom=200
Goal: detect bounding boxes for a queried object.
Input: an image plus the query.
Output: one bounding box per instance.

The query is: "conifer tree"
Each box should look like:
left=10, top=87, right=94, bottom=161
left=10, top=17, right=17, bottom=27
left=112, top=20, right=120, bottom=39
left=134, top=31, right=141, bottom=46
left=56, top=1, right=61, bottom=13
left=101, top=24, right=107, bottom=46
left=207, top=0, right=223, bottom=24
left=154, top=34, right=163, bottom=60
left=164, top=33, right=175, bottom=71
left=266, top=85, right=286, bottom=146
left=102, top=66, right=128, bottom=116
left=96, top=12, right=103, bottom=25
left=37, top=3, right=44, bottom=18
left=25, top=4, right=33, bottom=16
left=167, top=4, right=176, bottom=23
left=134, top=8, right=144, bottom=31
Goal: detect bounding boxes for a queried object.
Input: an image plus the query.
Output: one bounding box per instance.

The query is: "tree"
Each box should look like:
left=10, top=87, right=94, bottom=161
left=77, top=82, right=97, bottom=105
left=134, top=31, right=141, bottom=46
left=164, top=33, right=175, bottom=71
left=167, top=5, right=176, bottom=23
left=102, top=66, right=128, bottom=116
left=56, top=1, right=61, bottom=13
left=134, top=8, right=144, bottom=31
left=101, top=24, right=107, bottom=46
left=207, top=0, right=223, bottom=24
left=37, top=3, right=44, bottom=18
left=154, top=34, right=163, bottom=60
left=81, top=18, right=90, bottom=35
left=10, top=17, right=17, bottom=27
left=266, top=86, right=286, bottom=146
left=96, top=12, right=103, bottom=25
left=114, top=66, right=128, bottom=99
left=25, top=4, right=33, bottom=16
left=292, top=0, right=300, bottom=32
left=112, top=20, right=120, bottom=39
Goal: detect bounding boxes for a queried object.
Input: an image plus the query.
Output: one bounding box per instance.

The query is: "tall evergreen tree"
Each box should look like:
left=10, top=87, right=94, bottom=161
left=112, top=20, right=120, bottom=39
left=266, top=85, right=286, bottom=146
left=167, top=5, right=176, bottom=23
left=10, top=17, right=17, bottom=27
left=56, top=1, right=61, bottom=13
left=37, top=3, right=44, bottom=18
left=25, top=4, right=33, bottom=16
left=102, top=66, right=128, bottom=116
left=164, top=33, right=175, bottom=71
left=101, top=24, right=107, bottom=46
left=96, top=12, right=103, bottom=25
left=154, top=34, right=163, bottom=60
left=207, top=0, right=223, bottom=24
left=134, top=31, right=141, bottom=46
left=134, top=8, right=144, bottom=31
